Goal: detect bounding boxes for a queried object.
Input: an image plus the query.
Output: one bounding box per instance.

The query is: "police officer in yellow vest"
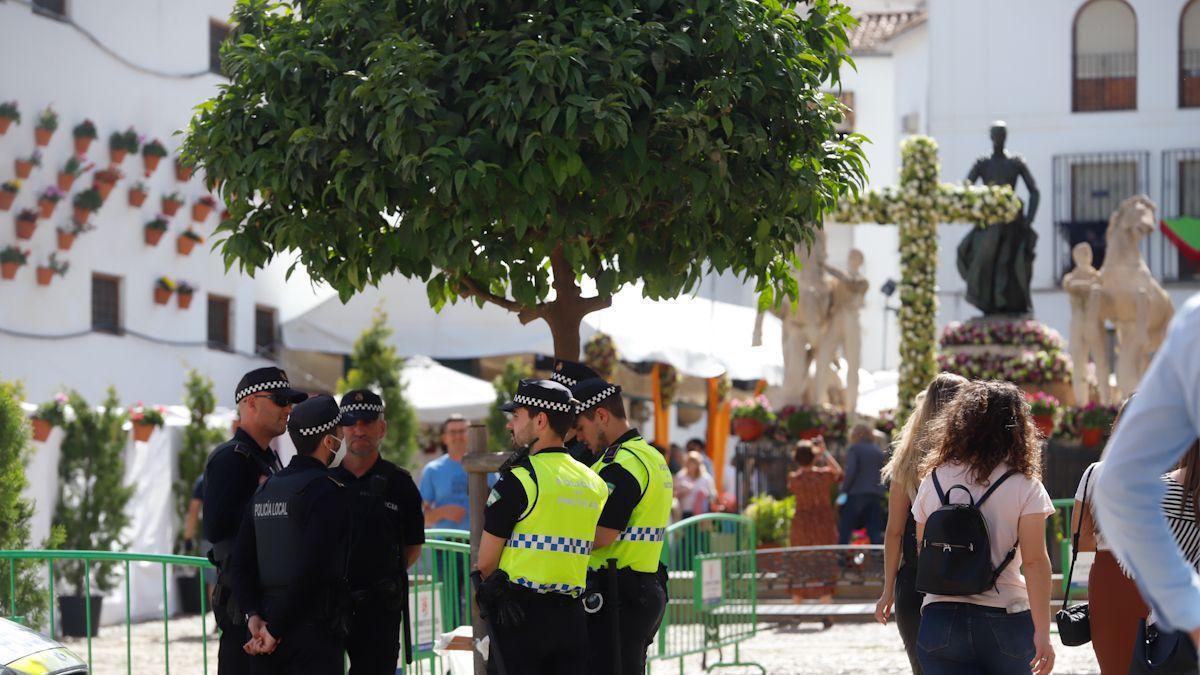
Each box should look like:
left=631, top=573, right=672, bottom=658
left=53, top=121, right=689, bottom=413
left=476, top=379, right=608, bottom=675
left=570, top=376, right=673, bottom=675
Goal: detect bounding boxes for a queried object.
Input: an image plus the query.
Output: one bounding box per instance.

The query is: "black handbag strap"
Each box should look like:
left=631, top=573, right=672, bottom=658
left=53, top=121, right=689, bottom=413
left=1062, top=464, right=1095, bottom=610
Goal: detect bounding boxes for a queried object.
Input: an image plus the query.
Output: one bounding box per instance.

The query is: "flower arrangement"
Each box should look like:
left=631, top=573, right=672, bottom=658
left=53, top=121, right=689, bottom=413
left=731, top=395, right=776, bottom=424
left=153, top=276, right=175, bottom=304
left=657, top=363, right=681, bottom=407
left=0, top=180, right=20, bottom=210
left=1078, top=401, right=1118, bottom=430
left=1026, top=391, right=1060, bottom=417
left=156, top=276, right=177, bottom=292
left=583, top=331, right=619, bottom=380
left=38, top=186, right=64, bottom=218
left=181, top=228, right=203, bottom=241
left=176, top=281, right=196, bottom=308
left=109, top=127, right=140, bottom=153
left=162, top=191, right=184, bottom=216
left=940, top=320, right=1064, bottom=351
left=130, top=402, right=166, bottom=430
left=0, top=246, right=30, bottom=265
left=875, top=408, right=897, bottom=438
left=818, top=406, right=848, bottom=441
left=15, top=209, right=37, bottom=239
left=144, top=215, right=169, bottom=246
left=15, top=151, right=40, bottom=178
left=58, top=155, right=92, bottom=191
left=72, top=188, right=103, bottom=211
left=35, top=106, right=58, bottom=132
left=1, top=180, right=20, bottom=193
left=34, top=393, right=69, bottom=427
left=936, top=350, right=1072, bottom=385
left=0, top=101, right=19, bottom=127
left=142, top=139, right=168, bottom=158
left=778, top=404, right=823, bottom=438
left=36, top=252, right=70, bottom=285
left=174, top=157, right=194, bottom=181
left=192, top=194, right=217, bottom=221
left=73, top=119, right=97, bottom=140
left=128, top=181, right=149, bottom=207
left=146, top=215, right=169, bottom=231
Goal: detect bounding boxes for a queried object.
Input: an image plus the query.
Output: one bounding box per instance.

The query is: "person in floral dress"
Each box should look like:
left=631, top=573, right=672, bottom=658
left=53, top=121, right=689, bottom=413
left=787, top=436, right=844, bottom=602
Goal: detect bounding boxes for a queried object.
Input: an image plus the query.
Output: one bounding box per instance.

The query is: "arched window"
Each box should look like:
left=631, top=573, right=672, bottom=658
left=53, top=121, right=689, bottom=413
left=1182, top=0, right=1200, bottom=107
left=1073, top=0, right=1137, bottom=112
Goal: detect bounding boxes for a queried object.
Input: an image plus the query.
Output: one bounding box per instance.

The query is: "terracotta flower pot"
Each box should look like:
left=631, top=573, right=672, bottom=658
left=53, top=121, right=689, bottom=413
left=733, top=417, right=766, bottom=442
left=16, top=218, right=36, bottom=240
left=178, top=293, right=194, bottom=309
left=144, top=228, right=165, bottom=246
left=796, top=427, right=823, bottom=440
left=1, top=262, right=18, bottom=280
left=133, top=422, right=154, bottom=442
left=36, top=267, right=53, bottom=286
left=110, top=148, right=127, bottom=166
left=15, top=159, right=33, bottom=179
left=74, top=136, right=92, bottom=155
left=177, top=236, right=197, bottom=256
left=0, top=191, right=14, bottom=211
left=56, top=230, right=75, bottom=251
left=1080, top=427, right=1103, bottom=447
left=94, top=178, right=116, bottom=202
left=162, top=199, right=183, bottom=217
left=57, top=172, right=76, bottom=192
left=175, top=162, right=193, bottom=182
left=153, top=287, right=173, bottom=305
left=32, top=417, right=52, bottom=441
left=34, top=127, right=53, bottom=147
left=0, top=118, right=11, bottom=135
left=72, top=207, right=91, bottom=225
left=1033, top=414, right=1055, bottom=438
left=192, top=203, right=213, bottom=223
left=143, top=154, right=162, bottom=177
left=38, top=198, right=56, bottom=219
left=128, top=189, right=148, bottom=208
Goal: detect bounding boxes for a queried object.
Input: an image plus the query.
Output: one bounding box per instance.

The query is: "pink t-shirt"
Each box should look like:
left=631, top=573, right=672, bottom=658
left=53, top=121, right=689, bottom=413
left=912, top=462, right=1055, bottom=610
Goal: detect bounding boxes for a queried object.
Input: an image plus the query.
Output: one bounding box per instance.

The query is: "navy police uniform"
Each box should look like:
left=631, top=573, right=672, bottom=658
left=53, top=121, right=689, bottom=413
left=332, top=390, right=426, bottom=675
left=203, top=368, right=305, bottom=675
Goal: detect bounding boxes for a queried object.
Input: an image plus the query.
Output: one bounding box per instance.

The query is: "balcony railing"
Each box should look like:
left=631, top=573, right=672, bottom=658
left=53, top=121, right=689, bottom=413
left=1074, top=52, right=1137, bottom=112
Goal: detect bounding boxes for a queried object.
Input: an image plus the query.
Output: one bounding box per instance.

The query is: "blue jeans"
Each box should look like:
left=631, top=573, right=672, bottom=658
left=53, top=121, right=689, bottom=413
left=837, top=493, right=883, bottom=544
left=917, top=602, right=1035, bottom=674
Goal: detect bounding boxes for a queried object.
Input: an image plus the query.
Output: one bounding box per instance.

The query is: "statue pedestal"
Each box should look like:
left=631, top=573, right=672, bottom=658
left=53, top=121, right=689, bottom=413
left=938, top=317, right=1075, bottom=406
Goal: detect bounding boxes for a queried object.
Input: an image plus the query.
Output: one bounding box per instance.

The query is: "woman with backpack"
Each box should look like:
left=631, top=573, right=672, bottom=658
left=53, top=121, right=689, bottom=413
left=912, top=380, right=1057, bottom=675
left=875, top=372, right=968, bottom=674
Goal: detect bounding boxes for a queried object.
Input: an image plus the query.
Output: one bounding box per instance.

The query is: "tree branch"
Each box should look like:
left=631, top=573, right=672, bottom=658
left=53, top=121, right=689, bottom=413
left=456, top=275, right=545, bottom=325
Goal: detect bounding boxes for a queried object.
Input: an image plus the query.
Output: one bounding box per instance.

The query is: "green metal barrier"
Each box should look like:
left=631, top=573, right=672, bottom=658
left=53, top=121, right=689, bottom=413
left=1052, top=497, right=1076, bottom=594
left=405, top=538, right=472, bottom=673
left=651, top=513, right=764, bottom=674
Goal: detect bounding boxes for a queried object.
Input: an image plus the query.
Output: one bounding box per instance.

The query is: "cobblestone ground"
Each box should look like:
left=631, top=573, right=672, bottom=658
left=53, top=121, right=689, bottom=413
left=59, top=616, right=1101, bottom=674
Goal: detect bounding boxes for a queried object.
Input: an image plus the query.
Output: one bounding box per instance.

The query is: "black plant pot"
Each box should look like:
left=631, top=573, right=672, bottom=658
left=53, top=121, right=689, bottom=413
left=176, top=573, right=203, bottom=615
left=58, top=595, right=104, bottom=637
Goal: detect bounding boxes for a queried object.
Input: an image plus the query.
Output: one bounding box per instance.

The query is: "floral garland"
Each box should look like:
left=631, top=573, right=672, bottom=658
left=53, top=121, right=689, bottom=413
left=940, top=320, right=1064, bottom=352
left=583, top=332, right=619, bottom=380
left=833, top=137, right=1021, bottom=419
left=731, top=395, right=776, bottom=424
left=936, top=350, right=1072, bottom=384
left=657, top=363, right=681, bottom=408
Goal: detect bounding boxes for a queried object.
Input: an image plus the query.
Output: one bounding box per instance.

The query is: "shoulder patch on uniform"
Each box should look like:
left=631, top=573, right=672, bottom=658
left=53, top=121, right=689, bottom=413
left=602, top=446, right=620, bottom=464
left=487, top=488, right=501, bottom=506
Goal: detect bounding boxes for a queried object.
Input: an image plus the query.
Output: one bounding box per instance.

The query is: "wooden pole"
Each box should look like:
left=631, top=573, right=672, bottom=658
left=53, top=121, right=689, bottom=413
left=463, top=424, right=508, bottom=675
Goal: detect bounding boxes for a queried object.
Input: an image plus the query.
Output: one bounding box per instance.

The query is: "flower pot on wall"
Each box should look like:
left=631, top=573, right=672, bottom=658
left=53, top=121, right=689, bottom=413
left=1033, top=415, right=1055, bottom=438
left=1080, top=427, right=1103, bottom=447
left=38, top=198, right=56, bottom=219
left=733, top=417, right=766, bottom=442
left=796, top=427, right=822, bottom=441
left=144, top=228, right=165, bottom=246
left=153, top=287, right=172, bottom=305
left=36, top=267, right=53, bottom=286
left=15, top=159, right=33, bottom=179
left=178, top=293, right=194, bottom=309
left=74, top=136, right=92, bottom=155
left=133, top=422, right=155, bottom=442
left=32, top=417, right=52, bottom=441
left=162, top=199, right=183, bottom=217
left=143, top=154, right=162, bottom=177
left=128, top=189, right=148, bottom=208
left=192, top=202, right=213, bottom=223
left=16, top=217, right=36, bottom=240
left=1, top=262, right=18, bottom=280
left=176, top=236, right=197, bottom=256
left=175, top=161, right=193, bottom=182
left=56, top=230, right=75, bottom=251
left=109, top=148, right=127, bottom=166
left=94, top=178, right=116, bottom=202
left=34, top=127, right=53, bottom=147
left=72, top=207, right=92, bottom=225
left=0, top=118, right=11, bottom=135
left=0, top=192, right=15, bottom=211
left=57, top=172, right=76, bottom=192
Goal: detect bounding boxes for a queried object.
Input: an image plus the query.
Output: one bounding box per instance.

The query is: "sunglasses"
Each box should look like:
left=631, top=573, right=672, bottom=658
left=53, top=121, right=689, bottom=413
left=252, top=392, right=296, bottom=407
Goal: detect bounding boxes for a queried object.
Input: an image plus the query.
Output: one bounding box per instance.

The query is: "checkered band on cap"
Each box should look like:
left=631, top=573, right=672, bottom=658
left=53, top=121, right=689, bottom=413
left=340, top=402, right=384, bottom=415
left=512, top=394, right=574, bottom=413
left=296, top=411, right=343, bottom=437
left=617, top=526, right=665, bottom=543
left=575, top=385, right=619, bottom=414
left=549, top=371, right=578, bottom=387
left=235, top=380, right=291, bottom=404
left=507, top=533, right=593, bottom=557
left=511, top=577, right=585, bottom=597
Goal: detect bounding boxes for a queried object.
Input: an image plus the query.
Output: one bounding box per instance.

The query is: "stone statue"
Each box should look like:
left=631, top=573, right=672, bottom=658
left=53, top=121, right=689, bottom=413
left=1095, top=196, right=1174, bottom=397
left=825, top=249, right=869, bottom=414
left=1061, top=243, right=1111, bottom=404
left=956, top=121, right=1041, bottom=316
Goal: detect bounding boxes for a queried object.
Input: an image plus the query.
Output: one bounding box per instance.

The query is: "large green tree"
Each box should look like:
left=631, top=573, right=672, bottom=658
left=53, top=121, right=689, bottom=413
left=174, top=370, right=225, bottom=547
left=185, top=0, right=865, bottom=358
left=337, top=308, right=419, bottom=467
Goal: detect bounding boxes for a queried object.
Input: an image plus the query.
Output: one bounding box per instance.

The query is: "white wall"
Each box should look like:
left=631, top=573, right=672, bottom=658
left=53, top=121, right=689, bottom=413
left=0, top=2, right=330, bottom=406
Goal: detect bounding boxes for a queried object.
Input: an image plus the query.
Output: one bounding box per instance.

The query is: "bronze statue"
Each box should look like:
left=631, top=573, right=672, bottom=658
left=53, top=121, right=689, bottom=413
left=956, top=121, right=1040, bottom=316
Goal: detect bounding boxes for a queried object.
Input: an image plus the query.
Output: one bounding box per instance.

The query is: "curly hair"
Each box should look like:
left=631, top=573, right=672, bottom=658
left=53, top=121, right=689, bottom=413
left=883, top=372, right=969, bottom=497
left=920, top=380, right=1042, bottom=485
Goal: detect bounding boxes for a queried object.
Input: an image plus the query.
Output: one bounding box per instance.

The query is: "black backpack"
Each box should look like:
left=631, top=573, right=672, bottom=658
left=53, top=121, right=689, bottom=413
left=916, top=468, right=1018, bottom=596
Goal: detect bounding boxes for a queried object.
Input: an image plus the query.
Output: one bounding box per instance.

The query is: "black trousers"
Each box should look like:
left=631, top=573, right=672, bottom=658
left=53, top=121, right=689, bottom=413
left=214, top=575, right=250, bottom=675
left=345, top=605, right=403, bottom=675
left=488, top=590, right=590, bottom=675
left=249, top=622, right=344, bottom=675
left=896, top=515, right=924, bottom=675
left=585, top=569, right=667, bottom=675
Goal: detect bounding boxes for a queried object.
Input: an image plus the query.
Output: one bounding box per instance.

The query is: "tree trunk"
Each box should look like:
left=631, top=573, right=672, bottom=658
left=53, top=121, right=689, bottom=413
left=542, top=306, right=584, bottom=360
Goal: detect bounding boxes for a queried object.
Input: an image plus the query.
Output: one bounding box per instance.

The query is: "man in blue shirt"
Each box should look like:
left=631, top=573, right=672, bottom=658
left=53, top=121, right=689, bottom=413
left=420, top=415, right=497, bottom=529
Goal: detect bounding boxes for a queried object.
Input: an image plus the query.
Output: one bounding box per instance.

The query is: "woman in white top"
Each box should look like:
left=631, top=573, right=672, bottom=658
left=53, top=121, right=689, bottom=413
left=674, top=451, right=716, bottom=519
left=912, top=380, right=1056, bottom=675
left=875, top=372, right=968, bottom=675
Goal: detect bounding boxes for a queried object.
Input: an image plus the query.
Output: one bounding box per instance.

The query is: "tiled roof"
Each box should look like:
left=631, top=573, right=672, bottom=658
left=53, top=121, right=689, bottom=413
left=849, top=10, right=927, bottom=54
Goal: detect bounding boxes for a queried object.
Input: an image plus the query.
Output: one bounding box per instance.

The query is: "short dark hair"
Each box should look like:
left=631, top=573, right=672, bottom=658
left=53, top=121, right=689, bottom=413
left=793, top=441, right=816, bottom=467
left=581, top=395, right=627, bottom=421
left=526, top=408, right=575, bottom=438
left=686, top=437, right=705, bottom=450
left=441, top=414, right=467, bottom=434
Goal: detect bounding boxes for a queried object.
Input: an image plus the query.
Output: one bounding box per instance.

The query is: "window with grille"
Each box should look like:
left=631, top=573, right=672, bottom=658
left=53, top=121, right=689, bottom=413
left=255, top=306, right=278, bottom=358
left=1073, top=0, right=1138, bottom=112
left=32, top=0, right=67, bottom=19
left=1183, top=0, right=1200, bottom=107
left=209, top=20, right=231, bottom=76
left=1051, top=151, right=1150, bottom=281
left=91, top=274, right=121, bottom=333
left=1163, top=149, right=1200, bottom=282
left=208, top=295, right=232, bottom=350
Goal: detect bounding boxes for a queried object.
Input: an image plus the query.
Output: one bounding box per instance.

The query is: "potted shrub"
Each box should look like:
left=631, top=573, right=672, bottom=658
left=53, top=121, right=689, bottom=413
left=56, top=221, right=92, bottom=252
left=72, top=188, right=102, bottom=224
left=129, top=402, right=165, bottom=442
left=1027, top=391, right=1060, bottom=438
left=128, top=181, right=149, bottom=207
left=54, top=389, right=132, bottom=637
left=192, top=194, right=217, bottom=222
left=730, top=395, right=776, bottom=442
left=177, top=281, right=196, bottom=309
left=175, top=156, right=194, bottom=182
left=108, top=127, right=139, bottom=166
left=0, top=180, right=20, bottom=211
left=58, top=155, right=91, bottom=191
left=154, top=276, right=176, bottom=305
left=0, top=101, right=19, bottom=135
left=72, top=119, right=98, bottom=155
left=35, top=252, right=69, bottom=286
left=92, top=167, right=122, bottom=202
left=173, top=370, right=224, bottom=612
left=31, top=393, right=68, bottom=442
left=38, top=186, right=64, bottom=219
left=744, top=493, right=795, bottom=548
left=144, top=215, right=169, bottom=246
left=15, top=209, right=37, bottom=239
left=177, top=228, right=203, bottom=256
left=0, top=245, right=29, bottom=280
left=14, top=151, right=40, bottom=179
left=142, top=139, right=167, bottom=176
left=780, top=404, right=824, bottom=440
left=33, top=106, right=57, bottom=146
left=1079, top=402, right=1117, bottom=447
left=161, top=191, right=184, bottom=217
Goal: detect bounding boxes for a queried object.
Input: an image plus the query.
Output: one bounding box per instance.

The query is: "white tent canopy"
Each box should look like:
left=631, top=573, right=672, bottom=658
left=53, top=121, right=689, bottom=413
left=283, top=276, right=784, bottom=382
left=401, top=356, right=496, bottom=423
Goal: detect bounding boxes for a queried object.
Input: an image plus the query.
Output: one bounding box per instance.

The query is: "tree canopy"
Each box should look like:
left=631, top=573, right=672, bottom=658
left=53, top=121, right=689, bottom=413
left=185, top=0, right=865, bottom=357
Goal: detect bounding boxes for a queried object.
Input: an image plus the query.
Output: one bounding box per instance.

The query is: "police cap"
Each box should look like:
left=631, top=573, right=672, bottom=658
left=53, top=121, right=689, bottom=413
left=235, top=367, right=307, bottom=406
left=499, top=379, right=578, bottom=415
left=339, top=389, right=385, bottom=425
left=570, top=377, right=622, bottom=415
left=287, top=394, right=349, bottom=439
left=549, top=359, right=599, bottom=388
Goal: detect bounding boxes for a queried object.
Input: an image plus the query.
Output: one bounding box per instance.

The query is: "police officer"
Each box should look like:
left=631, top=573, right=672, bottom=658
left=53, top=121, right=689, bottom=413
left=333, top=389, right=425, bottom=674
left=570, top=376, right=674, bottom=675
left=231, top=395, right=353, bottom=675
left=203, top=367, right=306, bottom=675
left=476, top=379, right=608, bottom=674
left=548, top=359, right=600, bottom=465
